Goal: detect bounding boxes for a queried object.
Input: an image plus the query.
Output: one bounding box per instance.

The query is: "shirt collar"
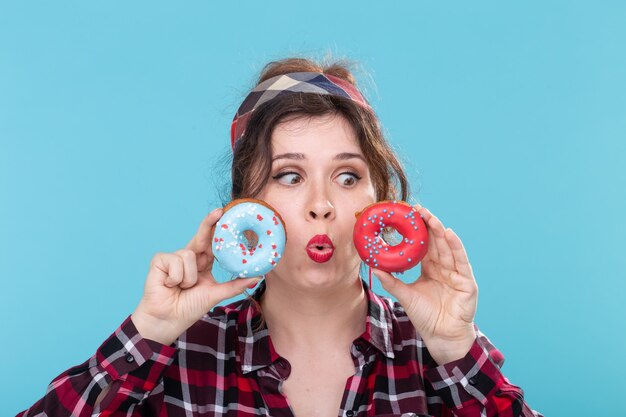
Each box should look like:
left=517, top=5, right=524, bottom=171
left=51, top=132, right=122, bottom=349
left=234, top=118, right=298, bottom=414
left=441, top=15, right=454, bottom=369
left=236, top=277, right=396, bottom=374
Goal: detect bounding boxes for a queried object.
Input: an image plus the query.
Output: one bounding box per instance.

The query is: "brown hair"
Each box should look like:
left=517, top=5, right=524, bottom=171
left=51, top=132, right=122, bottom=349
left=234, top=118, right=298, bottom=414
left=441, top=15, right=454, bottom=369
left=231, top=57, right=410, bottom=203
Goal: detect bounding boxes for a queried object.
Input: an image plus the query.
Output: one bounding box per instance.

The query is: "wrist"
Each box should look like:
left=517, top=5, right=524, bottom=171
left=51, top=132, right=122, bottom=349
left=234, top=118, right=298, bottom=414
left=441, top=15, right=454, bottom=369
left=130, top=310, right=182, bottom=346
left=423, top=329, right=477, bottom=366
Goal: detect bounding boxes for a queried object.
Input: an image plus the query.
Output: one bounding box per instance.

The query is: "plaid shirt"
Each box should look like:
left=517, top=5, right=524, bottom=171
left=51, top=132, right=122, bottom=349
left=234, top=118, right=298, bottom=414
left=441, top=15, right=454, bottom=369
left=18, top=280, right=543, bottom=417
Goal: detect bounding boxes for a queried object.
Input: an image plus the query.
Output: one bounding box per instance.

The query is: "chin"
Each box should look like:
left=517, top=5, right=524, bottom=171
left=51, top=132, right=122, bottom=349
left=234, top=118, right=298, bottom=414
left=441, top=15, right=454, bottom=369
left=297, top=261, right=361, bottom=289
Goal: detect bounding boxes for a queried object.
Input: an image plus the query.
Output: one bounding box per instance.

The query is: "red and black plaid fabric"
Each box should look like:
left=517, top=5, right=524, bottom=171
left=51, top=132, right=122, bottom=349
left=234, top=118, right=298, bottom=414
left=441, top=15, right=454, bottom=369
left=17, top=279, right=543, bottom=417
left=230, top=72, right=373, bottom=149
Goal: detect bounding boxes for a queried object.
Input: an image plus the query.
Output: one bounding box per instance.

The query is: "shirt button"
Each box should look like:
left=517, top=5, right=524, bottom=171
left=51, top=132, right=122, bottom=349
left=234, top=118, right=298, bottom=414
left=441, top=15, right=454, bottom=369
left=354, top=343, right=363, bottom=351
left=346, top=411, right=355, bottom=417
left=125, top=353, right=135, bottom=363
left=468, top=376, right=478, bottom=385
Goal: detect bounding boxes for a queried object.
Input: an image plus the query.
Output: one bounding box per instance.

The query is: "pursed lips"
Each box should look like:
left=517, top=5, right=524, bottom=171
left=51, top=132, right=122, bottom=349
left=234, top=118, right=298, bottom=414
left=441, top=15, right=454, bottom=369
left=305, top=234, right=335, bottom=263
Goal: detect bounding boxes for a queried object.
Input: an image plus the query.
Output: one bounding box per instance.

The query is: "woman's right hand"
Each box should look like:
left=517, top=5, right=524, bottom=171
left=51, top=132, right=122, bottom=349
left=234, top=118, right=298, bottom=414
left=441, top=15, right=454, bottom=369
left=130, top=207, right=261, bottom=345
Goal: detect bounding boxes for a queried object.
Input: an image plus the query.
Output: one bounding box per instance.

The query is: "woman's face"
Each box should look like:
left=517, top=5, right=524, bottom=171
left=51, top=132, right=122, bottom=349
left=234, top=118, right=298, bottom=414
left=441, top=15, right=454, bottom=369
left=256, top=113, right=376, bottom=290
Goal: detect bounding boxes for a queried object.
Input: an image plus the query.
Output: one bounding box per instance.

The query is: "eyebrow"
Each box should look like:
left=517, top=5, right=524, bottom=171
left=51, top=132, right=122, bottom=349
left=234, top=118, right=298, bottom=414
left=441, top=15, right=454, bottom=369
left=272, top=152, right=366, bottom=162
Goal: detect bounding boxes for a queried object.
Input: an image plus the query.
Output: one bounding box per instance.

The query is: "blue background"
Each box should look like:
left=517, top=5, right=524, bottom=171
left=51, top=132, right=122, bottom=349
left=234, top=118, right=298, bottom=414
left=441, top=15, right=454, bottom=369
left=2, top=1, right=625, bottom=416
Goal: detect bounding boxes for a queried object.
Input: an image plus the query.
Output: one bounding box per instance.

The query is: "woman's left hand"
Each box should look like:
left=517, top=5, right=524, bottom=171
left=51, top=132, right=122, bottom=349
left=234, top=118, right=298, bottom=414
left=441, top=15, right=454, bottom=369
left=373, top=204, right=478, bottom=365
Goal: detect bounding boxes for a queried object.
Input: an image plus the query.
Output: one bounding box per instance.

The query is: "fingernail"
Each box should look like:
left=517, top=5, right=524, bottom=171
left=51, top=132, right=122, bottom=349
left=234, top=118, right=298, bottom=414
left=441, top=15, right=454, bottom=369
left=247, top=279, right=260, bottom=289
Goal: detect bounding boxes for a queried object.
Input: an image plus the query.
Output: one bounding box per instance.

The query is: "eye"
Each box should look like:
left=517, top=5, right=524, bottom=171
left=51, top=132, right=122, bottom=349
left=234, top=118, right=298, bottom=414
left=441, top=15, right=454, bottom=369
left=272, top=171, right=302, bottom=185
left=337, top=172, right=361, bottom=187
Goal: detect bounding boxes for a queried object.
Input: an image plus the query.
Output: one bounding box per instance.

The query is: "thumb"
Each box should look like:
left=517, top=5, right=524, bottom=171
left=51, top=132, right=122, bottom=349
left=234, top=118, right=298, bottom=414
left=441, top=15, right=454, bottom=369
left=372, top=268, right=412, bottom=307
left=209, top=277, right=262, bottom=306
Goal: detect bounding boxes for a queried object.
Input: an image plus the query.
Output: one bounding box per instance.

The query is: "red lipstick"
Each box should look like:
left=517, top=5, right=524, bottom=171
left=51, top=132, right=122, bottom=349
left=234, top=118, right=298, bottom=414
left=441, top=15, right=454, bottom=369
left=305, top=234, right=335, bottom=263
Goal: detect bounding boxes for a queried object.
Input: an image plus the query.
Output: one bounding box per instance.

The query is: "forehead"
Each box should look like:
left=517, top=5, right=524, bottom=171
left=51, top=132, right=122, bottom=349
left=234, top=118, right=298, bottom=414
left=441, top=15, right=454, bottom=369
left=270, top=113, right=362, bottom=155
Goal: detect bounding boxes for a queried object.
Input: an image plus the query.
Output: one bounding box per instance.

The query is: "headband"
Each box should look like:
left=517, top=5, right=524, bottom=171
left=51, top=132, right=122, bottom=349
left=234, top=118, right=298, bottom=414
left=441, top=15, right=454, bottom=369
left=230, top=71, right=373, bottom=149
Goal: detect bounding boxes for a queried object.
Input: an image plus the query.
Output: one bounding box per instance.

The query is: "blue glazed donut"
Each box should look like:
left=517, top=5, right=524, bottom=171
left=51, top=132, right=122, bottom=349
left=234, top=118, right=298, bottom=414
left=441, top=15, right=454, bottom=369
left=212, top=199, right=287, bottom=278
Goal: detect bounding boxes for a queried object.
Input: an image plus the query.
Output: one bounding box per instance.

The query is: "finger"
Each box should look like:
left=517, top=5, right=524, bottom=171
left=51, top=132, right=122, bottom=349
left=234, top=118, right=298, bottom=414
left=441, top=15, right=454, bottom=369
left=445, top=228, right=474, bottom=279
left=414, top=206, right=440, bottom=263
left=175, top=249, right=198, bottom=289
left=372, top=268, right=413, bottom=308
left=186, top=207, right=224, bottom=254
left=154, top=253, right=184, bottom=288
left=196, top=252, right=210, bottom=273
left=422, top=208, right=455, bottom=270
left=209, top=277, right=263, bottom=306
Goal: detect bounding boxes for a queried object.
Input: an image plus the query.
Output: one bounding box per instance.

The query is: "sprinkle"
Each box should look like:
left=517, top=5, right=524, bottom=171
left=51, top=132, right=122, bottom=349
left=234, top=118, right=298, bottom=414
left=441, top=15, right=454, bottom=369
left=420, top=241, right=424, bottom=245
left=408, top=258, right=412, bottom=262
left=400, top=251, right=404, bottom=256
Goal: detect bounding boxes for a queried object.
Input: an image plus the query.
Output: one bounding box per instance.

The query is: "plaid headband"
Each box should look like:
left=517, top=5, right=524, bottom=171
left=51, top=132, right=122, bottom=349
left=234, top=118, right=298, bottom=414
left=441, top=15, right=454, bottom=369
left=230, top=71, right=373, bottom=149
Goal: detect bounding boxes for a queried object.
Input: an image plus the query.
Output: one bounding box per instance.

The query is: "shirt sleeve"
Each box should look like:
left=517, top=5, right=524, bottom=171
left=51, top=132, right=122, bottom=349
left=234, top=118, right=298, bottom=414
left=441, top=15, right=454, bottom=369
left=16, top=315, right=178, bottom=417
left=422, top=324, right=544, bottom=417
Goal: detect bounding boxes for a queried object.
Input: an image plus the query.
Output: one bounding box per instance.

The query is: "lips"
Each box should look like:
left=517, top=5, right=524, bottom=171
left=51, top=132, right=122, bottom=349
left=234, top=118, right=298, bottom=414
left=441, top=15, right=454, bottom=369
left=305, top=234, right=335, bottom=263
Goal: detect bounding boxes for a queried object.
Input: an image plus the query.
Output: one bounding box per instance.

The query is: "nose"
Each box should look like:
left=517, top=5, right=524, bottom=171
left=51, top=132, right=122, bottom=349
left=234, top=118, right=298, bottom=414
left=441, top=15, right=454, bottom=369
left=307, top=183, right=336, bottom=221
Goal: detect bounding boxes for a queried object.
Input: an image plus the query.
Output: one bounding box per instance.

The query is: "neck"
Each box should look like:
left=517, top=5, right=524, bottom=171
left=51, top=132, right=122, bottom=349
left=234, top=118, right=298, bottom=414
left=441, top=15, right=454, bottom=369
left=259, top=273, right=368, bottom=351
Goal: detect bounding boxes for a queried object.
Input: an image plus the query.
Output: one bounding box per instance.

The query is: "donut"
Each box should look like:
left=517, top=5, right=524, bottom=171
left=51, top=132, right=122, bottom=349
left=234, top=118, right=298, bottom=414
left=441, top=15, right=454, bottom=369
left=353, top=201, right=429, bottom=273
left=212, top=199, right=287, bottom=278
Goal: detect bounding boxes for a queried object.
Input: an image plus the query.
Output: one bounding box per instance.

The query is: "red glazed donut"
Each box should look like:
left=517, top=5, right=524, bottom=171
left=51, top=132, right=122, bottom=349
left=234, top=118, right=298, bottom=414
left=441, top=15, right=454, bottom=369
left=353, top=201, right=429, bottom=273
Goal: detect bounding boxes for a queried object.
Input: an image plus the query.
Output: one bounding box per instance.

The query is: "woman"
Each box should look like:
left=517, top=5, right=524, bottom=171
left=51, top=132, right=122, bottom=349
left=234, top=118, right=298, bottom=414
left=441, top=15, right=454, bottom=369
left=18, top=58, right=543, bottom=417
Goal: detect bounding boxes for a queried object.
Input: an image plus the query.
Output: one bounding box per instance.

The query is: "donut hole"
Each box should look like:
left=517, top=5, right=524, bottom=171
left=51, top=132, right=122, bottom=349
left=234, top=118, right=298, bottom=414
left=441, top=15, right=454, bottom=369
left=381, top=227, right=404, bottom=246
left=242, top=230, right=259, bottom=251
